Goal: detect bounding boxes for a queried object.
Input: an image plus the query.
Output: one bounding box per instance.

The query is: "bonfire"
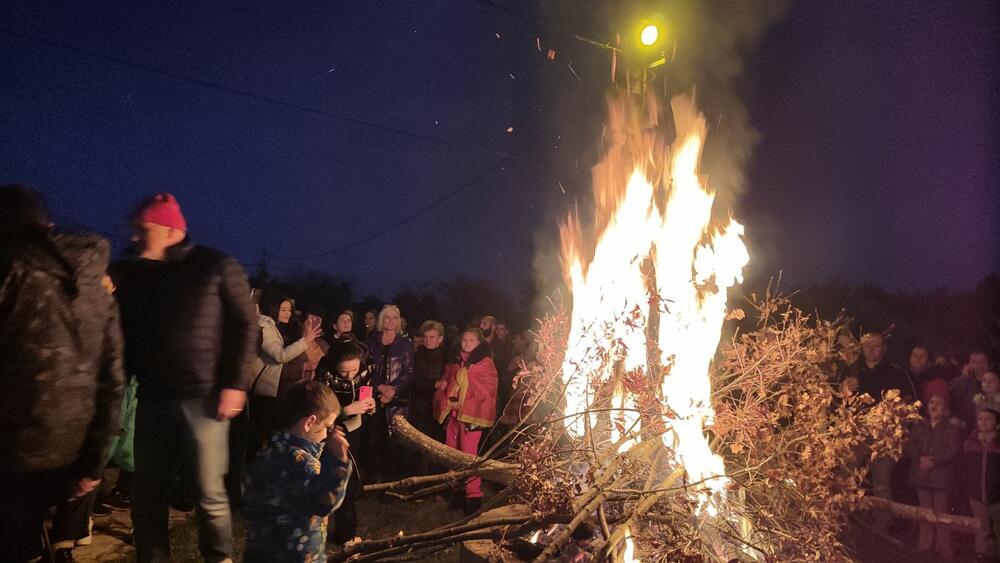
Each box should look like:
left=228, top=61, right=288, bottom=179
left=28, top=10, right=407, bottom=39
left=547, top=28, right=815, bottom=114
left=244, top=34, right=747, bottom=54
left=332, top=95, right=917, bottom=563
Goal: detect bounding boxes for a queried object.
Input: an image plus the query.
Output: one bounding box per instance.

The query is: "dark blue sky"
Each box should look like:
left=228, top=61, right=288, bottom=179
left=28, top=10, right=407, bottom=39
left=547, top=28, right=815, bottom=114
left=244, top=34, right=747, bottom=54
left=2, top=1, right=997, bottom=298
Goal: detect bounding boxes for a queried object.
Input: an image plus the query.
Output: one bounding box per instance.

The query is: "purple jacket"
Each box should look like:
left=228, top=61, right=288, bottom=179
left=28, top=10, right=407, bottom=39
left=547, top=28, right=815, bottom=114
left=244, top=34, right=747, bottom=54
left=366, top=333, right=414, bottom=404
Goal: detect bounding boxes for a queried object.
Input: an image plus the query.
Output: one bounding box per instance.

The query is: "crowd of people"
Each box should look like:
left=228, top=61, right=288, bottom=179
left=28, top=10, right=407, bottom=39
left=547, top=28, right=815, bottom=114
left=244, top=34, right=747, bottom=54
left=2, top=184, right=999, bottom=563
left=0, top=186, right=533, bottom=563
left=840, top=333, right=1000, bottom=561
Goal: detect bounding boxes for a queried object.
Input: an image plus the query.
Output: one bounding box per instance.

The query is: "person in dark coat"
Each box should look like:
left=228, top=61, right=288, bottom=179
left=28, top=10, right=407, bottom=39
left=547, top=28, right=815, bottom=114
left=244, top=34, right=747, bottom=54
left=113, top=193, right=258, bottom=563
left=905, top=394, right=962, bottom=558
left=409, top=320, right=448, bottom=473
left=363, top=305, right=414, bottom=483
left=962, top=407, right=1000, bottom=559
left=0, top=185, right=126, bottom=562
left=314, top=341, right=376, bottom=547
left=839, top=332, right=915, bottom=535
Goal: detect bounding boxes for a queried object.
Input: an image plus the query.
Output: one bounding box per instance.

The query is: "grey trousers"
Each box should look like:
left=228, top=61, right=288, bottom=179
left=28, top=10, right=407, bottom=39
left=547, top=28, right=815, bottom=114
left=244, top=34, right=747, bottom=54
left=132, top=397, right=233, bottom=563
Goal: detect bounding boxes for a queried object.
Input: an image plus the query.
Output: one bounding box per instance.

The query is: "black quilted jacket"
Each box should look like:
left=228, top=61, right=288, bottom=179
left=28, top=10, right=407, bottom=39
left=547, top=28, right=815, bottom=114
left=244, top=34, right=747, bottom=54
left=112, top=239, right=258, bottom=401
left=0, top=232, right=125, bottom=477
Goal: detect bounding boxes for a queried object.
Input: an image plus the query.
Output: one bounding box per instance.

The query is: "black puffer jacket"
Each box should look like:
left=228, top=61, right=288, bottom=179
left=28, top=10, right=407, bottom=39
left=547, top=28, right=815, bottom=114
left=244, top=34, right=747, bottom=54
left=0, top=232, right=125, bottom=477
left=112, top=239, right=258, bottom=401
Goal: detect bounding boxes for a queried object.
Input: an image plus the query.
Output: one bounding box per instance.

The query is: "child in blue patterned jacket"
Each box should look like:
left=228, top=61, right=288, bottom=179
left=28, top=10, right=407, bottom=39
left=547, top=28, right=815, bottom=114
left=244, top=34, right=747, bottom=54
left=244, top=380, right=352, bottom=562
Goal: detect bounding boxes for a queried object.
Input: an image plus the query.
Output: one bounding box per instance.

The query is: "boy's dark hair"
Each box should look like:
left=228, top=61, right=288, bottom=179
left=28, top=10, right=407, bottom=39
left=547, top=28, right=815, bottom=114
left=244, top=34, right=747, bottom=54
left=331, top=340, right=365, bottom=367
left=276, top=380, right=341, bottom=429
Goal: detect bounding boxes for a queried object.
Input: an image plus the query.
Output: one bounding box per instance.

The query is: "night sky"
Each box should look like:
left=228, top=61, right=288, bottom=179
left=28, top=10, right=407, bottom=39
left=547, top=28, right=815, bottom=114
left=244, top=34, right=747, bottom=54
left=2, top=1, right=997, bottom=301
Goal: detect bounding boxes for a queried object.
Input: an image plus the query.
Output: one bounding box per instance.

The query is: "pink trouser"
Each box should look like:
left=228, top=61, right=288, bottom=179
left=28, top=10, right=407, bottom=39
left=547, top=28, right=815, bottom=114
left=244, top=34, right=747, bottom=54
left=446, top=412, right=483, bottom=499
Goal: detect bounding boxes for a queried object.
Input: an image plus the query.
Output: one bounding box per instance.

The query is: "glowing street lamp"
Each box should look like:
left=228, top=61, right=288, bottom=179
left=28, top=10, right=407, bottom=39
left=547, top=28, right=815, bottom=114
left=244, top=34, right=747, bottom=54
left=639, top=24, right=659, bottom=46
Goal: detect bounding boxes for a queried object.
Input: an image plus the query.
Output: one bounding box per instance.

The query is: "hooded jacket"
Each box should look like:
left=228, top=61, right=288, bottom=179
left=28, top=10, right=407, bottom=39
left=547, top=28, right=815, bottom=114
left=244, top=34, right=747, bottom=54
left=112, top=239, right=258, bottom=400
left=433, top=342, right=498, bottom=428
left=252, top=314, right=307, bottom=398
left=0, top=231, right=125, bottom=477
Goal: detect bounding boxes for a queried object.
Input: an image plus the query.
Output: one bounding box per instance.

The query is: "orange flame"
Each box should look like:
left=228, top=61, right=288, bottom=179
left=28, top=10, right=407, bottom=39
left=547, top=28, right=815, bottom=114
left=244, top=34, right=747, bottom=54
left=559, top=94, right=749, bottom=517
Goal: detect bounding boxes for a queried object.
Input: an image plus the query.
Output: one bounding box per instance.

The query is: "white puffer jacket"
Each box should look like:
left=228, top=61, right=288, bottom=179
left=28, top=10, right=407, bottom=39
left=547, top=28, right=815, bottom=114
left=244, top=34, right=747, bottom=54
left=251, top=314, right=307, bottom=398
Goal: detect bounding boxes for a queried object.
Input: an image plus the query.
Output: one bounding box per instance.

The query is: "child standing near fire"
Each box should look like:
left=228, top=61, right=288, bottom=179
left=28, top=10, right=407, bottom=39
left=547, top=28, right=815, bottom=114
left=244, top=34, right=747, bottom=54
left=433, top=328, right=498, bottom=513
left=243, top=381, right=352, bottom=562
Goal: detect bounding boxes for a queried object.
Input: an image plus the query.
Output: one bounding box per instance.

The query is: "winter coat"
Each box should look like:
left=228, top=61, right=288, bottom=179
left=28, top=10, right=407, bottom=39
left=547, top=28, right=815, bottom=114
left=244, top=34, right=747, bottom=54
left=840, top=358, right=915, bottom=403
left=243, top=431, right=351, bottom=562
left=950, top=375, right=981, bottom=432
left=252, top=314, right=307, bottom=399
left=112, top=239, right=258, bottom=401
left=0, top=232, right=125, bottom=477
left=905, top=418, right=963, bottom=492
left=409, top=345, right=447, bottom=435
left=413, top=345, right=447, bottom=397
left=433, top=343, right=498, bottom=428
left=314, top=356, right=365, bottom=434
left=366, top=333, right=414, bottom=405
left=962, top=432, right=1000, bottom=505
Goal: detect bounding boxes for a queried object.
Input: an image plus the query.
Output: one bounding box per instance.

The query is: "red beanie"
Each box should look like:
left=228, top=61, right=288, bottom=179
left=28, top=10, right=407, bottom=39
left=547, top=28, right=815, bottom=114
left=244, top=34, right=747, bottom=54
left=136, top=193, right=187, bottom=231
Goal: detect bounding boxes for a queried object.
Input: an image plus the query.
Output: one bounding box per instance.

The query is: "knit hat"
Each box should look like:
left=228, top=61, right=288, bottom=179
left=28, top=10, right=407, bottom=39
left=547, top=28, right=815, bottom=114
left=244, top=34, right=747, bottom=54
left=134, top=193, right=187, bottom=231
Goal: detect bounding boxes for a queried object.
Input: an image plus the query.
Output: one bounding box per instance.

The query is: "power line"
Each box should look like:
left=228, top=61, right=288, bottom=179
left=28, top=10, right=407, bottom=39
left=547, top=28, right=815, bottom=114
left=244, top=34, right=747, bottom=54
left=0, top=29, right=514, bottom=159
left=271, top=92, right=599, bottom=261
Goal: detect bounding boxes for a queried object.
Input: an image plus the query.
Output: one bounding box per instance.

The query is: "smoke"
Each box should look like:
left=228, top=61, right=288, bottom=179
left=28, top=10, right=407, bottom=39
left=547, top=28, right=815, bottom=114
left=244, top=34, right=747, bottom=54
left=530, top=0, right=791, bottom=319
left=660, top=0, right=791, bottom=207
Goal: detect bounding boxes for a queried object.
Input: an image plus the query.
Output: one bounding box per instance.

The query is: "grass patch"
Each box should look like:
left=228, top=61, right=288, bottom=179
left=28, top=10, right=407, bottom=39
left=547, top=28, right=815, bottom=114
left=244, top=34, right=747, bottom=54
left=118, top=494, right=469, bottom=562
left=348, top=493, right=465, bottom=562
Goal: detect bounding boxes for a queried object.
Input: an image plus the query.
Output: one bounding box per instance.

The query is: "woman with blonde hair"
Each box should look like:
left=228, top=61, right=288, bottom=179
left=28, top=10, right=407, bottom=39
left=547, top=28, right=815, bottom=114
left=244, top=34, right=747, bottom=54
left=363, top=305, right=413, bottom=482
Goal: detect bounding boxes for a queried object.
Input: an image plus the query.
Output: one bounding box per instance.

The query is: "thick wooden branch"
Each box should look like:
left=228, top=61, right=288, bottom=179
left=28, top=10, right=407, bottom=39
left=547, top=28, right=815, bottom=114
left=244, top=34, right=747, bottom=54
left=328, top=505, right=547, bottom=563
left=362, top=468, right=482, bottom=493
left=391, top=415, right=517, bottom=485
left=860, top=496, right=979, bottom=531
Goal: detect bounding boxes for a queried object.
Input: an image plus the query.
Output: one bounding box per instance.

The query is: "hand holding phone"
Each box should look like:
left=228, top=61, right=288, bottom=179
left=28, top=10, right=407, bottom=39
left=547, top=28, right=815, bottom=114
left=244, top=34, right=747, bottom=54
left=358, top=385, right=372, bottom=402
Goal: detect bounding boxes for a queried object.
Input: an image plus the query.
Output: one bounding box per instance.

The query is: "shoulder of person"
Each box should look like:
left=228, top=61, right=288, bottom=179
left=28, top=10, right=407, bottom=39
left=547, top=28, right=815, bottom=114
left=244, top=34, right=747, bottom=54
left=188, top=244, right=235, bottom=267
left=49, top=232, right=111, bottom=273
left=52, top=231, right=110, bottom=258
left=886, top=362, right=908, bottom=374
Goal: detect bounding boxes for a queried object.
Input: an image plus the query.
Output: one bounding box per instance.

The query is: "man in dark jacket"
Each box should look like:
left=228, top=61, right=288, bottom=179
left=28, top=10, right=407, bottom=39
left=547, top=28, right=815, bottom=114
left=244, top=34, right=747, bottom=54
left=0, top=185, right=125, bottom=562
left=840, top=332, right=915, bottom=535
left=113, top=194, right=257, bottom=563
left=409, top=321, right=448, bottom=462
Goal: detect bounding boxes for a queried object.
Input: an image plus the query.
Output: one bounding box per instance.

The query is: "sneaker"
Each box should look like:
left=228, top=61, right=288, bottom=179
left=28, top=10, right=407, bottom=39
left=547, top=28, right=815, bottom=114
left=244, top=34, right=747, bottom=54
left=91, top=502, right=111, bottom=516
left=54, top=548, right=74, bottom=563
left=102, top=488, right=131, bottom=510
left=75, top=518, right=94, bottom=546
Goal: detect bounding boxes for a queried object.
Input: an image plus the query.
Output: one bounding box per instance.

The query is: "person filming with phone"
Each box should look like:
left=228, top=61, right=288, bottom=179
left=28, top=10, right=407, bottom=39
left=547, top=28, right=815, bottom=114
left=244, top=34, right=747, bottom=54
left=315, top=340, right=375, bottom=547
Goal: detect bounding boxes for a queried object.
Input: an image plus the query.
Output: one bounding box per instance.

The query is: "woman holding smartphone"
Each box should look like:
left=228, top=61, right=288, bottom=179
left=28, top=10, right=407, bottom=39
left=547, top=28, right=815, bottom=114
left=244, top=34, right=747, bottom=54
left=315, top=341, right=376, bottom=547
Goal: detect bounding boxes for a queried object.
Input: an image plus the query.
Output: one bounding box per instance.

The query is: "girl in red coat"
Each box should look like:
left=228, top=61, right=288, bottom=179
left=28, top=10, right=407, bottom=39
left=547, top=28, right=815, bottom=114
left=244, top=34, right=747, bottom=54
left=433, top=328, right=498, bottom=511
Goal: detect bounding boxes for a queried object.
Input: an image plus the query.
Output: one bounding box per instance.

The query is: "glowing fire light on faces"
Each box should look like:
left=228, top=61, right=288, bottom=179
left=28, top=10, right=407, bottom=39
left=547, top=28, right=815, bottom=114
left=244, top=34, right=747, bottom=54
left=559, top=95, right=749, bottom=516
